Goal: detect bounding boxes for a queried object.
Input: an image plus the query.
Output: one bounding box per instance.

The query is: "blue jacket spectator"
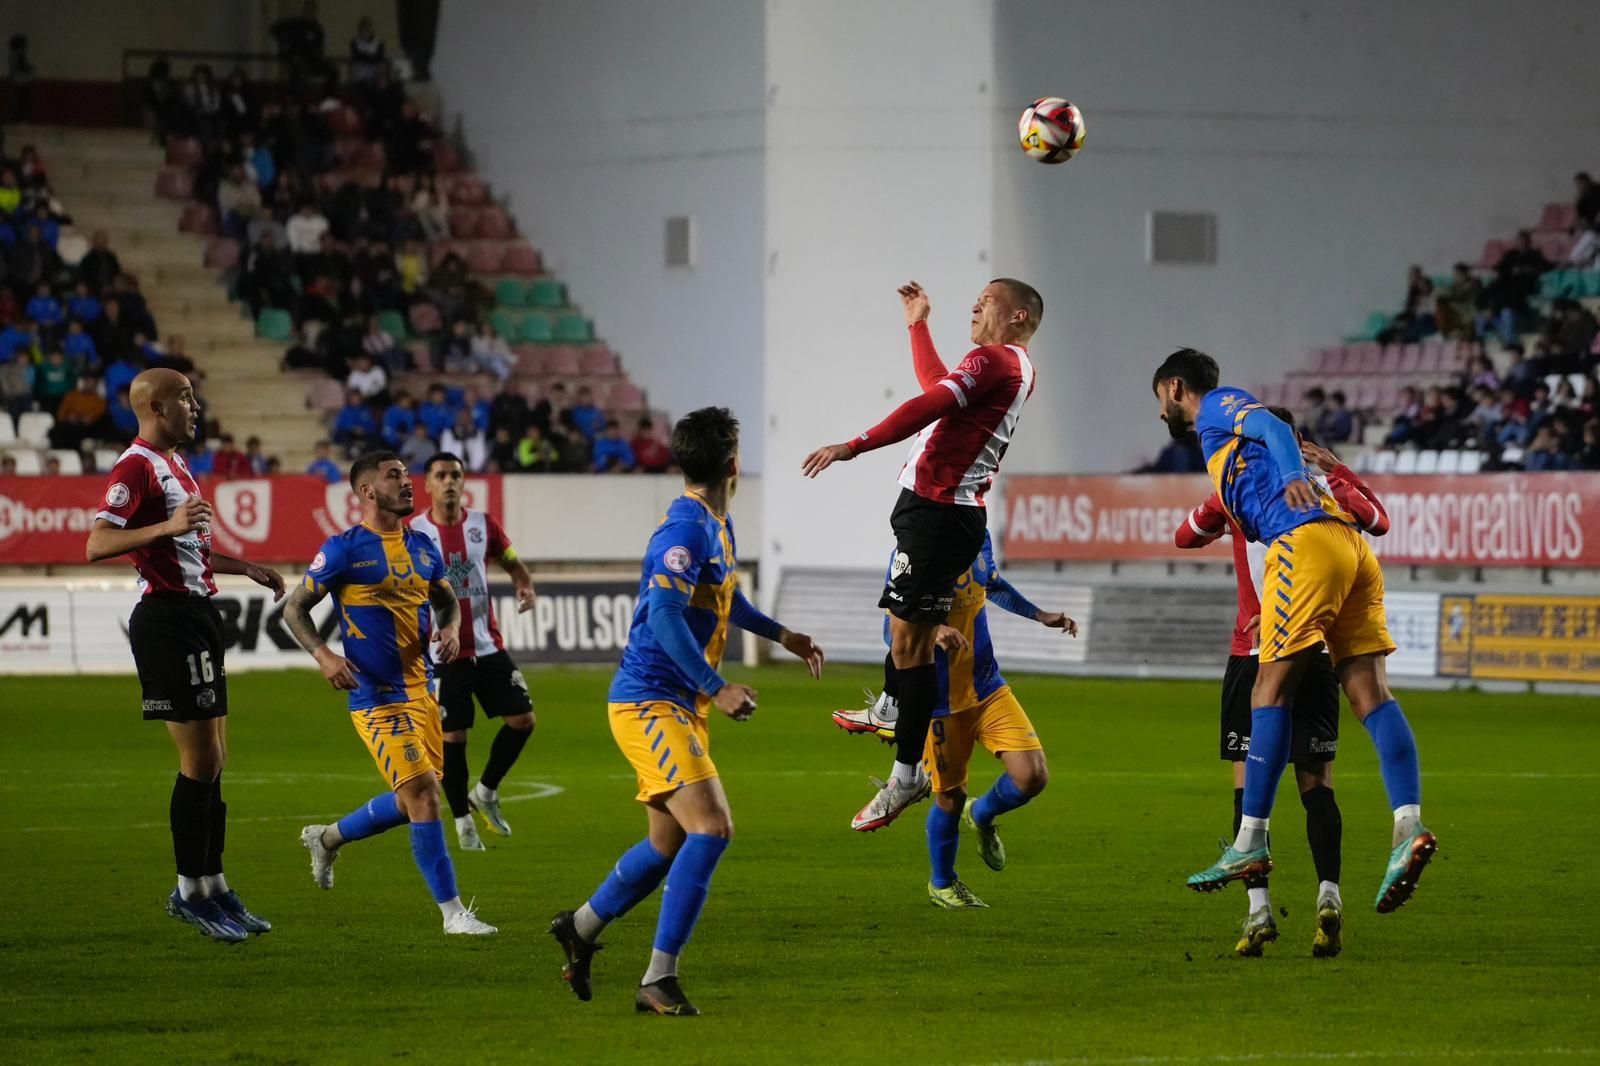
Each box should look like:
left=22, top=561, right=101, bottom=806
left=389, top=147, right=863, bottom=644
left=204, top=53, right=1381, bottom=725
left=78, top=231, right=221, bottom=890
left=25, top=286, right=62, bottom=327
left=382, top=393, right=418, bottom=446
left=334, top=392, right=379, bottom=448
left=565, top=385, right=604, bottom=442
left=103, top=355, right=142, bottom=399
left=0, top=323, right=34, bottom=362
left=68, top=285, right=102, bottom=322
left=108, top=388, right=139, bottom=438
left=251, top=143, right=276, bottom=191
left=591, top=420, right=636, bottom=473
left=307, top=440, right=343, bottom=483
left=64, top=323, right=98, bottom=367
left=418, top=387, right=459, bottom=440
left=186, top=446, right=216, bottom=475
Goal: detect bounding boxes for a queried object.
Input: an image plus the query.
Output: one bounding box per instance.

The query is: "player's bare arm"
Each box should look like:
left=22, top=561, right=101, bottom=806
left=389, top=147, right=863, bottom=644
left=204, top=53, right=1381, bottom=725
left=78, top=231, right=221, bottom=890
left=212, top=553, right=287, bottom=601
left=282, top=581, right=358, bottom=690
left=1300, top=440, right=1341, bottom=472
left=498, top=551, right=537, bottom=613
left=899, top=281, right=930, bottom=326
left=934, top=625, right=968, bottom=652
left=429, top=578, right=461, bottom=663
left=1036, top=610, right=1079, bottom=637
left=84, top=496, right=212, bottom=562
left=776, top=628, right=827, bottom=679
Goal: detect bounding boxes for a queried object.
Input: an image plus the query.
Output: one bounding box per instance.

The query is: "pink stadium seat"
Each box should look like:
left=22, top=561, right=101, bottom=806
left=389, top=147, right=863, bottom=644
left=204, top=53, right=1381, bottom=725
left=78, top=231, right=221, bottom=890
left=501, top=244, right=542, bottom=275
left=328, top=105, right=363, bottom=137
left=607, top=382, right=647, bottom=411
left=1536, top=232, right=1573, bottom=261
left=1374, top=380, right=1399, bottom=409
left=1334, top=346, right=1360, bottom=374
left=1377, top=345, right=1402, bottom=375
left=1416, top=343, right=1442, bottom=372
left=448, top=177, right=487, bottom=206
left=1358, top=345, right=1384, bottom=375
left=1539, top=202, right=1577, bottom=233
left=429, top=240, right=468, bottom=267
left=1438, top=339, right=1460, bottom=368
left=203, top=236, right=240, bottom=271
left=513, top=345, right=547, bottom=376
left=408, top=302, right=443, bottom=335
left=179, top=201, right=216, bottom=234
left=1477, top=238, right=1508, bottom=268
left=1311, top=347, right=1339, bottom=374
left=165, top=137, right=202, bottom=168
left=154, top=168, right=193, bottom=201
left=435, top=142, right=464, bottom=173
left=467, top=242, right=505, bottom=275
left=307, top=377, right=345, bottom=411
left=1396, top=344, right=1420, bottom=374
left=1354, top=382, right=1379, bottom=409
left=477, top=207, right=514, bottom=240
left=544, top=347, right=581, bottom=377
left=448, top=207, right=480, bottom=239
left=580, top=347, right=619, bottom=376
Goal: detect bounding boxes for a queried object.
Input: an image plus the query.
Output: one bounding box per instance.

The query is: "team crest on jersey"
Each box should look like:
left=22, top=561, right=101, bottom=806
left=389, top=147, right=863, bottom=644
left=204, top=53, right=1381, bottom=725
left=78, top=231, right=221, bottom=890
left=419, top=552, right=433, bottom=568
left=403, top=743, right=423, bottom=763
left=688, top=735, right=705, bottom=758
left=664, top=546, right=692, bottom=573
left=106, top=483, right=130, bottom=507
left=468, top=526, right=483, bottom=544
left=311, top=551, right=327, bottom=572
left=196, top=688, right=216, bottom=710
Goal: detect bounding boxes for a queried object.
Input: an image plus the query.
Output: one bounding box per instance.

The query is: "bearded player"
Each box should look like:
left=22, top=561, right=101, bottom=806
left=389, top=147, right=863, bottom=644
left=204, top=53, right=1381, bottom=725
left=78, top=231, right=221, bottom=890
left=1175, top=411, right=1391, bottom=957
left=833, top=532, right=1076, bottom=907
left=1152, top=349, right=1435, bottom=921
left=410, top=452, right=537, bottom=852
left=803, top=279, right=1040, bottom=833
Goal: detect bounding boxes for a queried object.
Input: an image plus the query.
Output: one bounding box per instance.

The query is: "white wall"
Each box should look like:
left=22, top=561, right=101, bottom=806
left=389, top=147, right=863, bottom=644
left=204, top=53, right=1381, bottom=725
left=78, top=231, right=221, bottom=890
left=432, top=0, right=767, bottom=464
left=762, top=0, right=996, bottom=577
left=993, top=0, right=1600, bottom=474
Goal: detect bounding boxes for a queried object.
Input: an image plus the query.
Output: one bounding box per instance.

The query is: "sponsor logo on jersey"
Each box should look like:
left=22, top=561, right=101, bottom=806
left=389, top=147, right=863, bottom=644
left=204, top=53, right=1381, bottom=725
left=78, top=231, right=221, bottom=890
left=890, top=552, right=912, bottom=579
left=106, top=483, right=131, bottom=507
left=663, top=546, right=692, bottom=573
left=352, top=559, right=378, bottom=568
left=143, top=698, right=173, bottom=713
left=1308, top=735, right=1338, bottom=754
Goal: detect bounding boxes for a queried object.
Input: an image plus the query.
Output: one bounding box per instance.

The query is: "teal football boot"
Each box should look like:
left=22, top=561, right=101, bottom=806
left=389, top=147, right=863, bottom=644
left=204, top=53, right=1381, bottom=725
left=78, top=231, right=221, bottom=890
left=1375, top=825, right=1437, bottom=913
left=1186, top=842, right=1273, bottom=893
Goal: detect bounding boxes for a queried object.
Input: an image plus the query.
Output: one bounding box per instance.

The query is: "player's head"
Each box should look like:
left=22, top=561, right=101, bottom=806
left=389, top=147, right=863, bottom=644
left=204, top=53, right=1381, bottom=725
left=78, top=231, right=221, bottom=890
left=128, top=367, right=199, bottom=447
left=349, top=450, right=414, bottom=518
left=671, top=407, right=740, bottom=495
left=973, top=278, right=1043, bottom=346
left=424, top=452, right=465, bottom=513
left=1151, top=347, right=1219, bottom=439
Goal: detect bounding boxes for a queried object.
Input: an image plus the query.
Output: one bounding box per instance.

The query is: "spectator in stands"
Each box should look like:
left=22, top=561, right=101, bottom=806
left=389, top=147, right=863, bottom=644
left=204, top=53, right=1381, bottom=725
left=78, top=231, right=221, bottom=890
left=209, top=434, right=250, bottom=479
left=1524, top=424, right=1572, bottom=471
left=553, top=423, right=591, bottom=473
left=470, top=321, right=514, bottom=381
left=25, top=281, right=63, bottom=343
left=1301, top=387, right=1328, bottom=434
left=271, top=0, right=327, bottom=84
left=142, top=57, right=183, bottom=142
left=1384, top=385, right=1423, bottom=447
left=488, top=426, right=518, bottom=472
left=107, top=386, right=138, bottom=443
left=1576, top=172, right=1600, bottom=229
left=240, top=229, right=297, bottom=315
left=111, top=274, right=157, bottom=338
left=516, top=423, right=559, bottom=473
left=43, top=454, right=61, bottom=476
left=1433, top=262, right=1483, bottom=339
left=1426, top=386, right=1477, bottom=449
left=0, top=167, right=19, bottom=216
left=1580, top=420, right=1600, bottom=470
left=382, top=389, right=418, bottom=446
left=244, top=435, right=271, bottom=476
left=6, top=34, right=32, bottom=122
left=1136, top=435, right=1204, bottom=473
left=218, top=164, right=265, bottom=242
left=63, top=321, right=97, bottom=370
left=1403, top=265, right=1435, bottom=323
left=566, top=384, right=604, bottom=443
left=32, top=350, right=72, bottom=409
left=489, top=382, right=529, bottom=437
left=439, top=318, right=473, bottom=373
left=418, top=384, right=458, bottom=439
left=68, top=280, right=101, bottom=323
left=1487, top=230, right=1552, bottom=341
left=183, top=65, right=224, bottom=141
left=411, top=176, right=449, bottom=243
left=1552, top=377, right=1580, bottom=411
left=1467, top=385, right=1502, bottom=441
left=462, top=385, right=491, bottom=432
left=396, top=239, right=428, bottom=293
left=441, top=408, right=488, bottom=472
left=400, top=422, right=436, bottom=471
left=1, top=352, right=33, bottom=420
left=631, top=417, right=673, bottom=474
left=0, top=320, right=33, bottom=362
left=349, top=17, right=387, bottom=83
left=287, top=201, right=331, bottom=259
left=592, top=420, right=636, bottom=473
left=360, top=313, right=405, bottom=372
left=77, top=231, right=120, bottom=295
left=1466, top=354, right=1499, bottom=392
left=220, top=67, right=258, bottom=138
left=344, top=350, right=388, bottom=401
left=49, top=374, right=108, bottom=450
left=8, top=224, right=60, bottom=289
left=1581, top=376, right=1599, bottom=419
left=1569, top=219, right=1600, bottom=271
left=1554, top=298, right=1598, bottom=362
left=333, top=389, right=377, bottom=455
left=387, top=100, right=436, bottom=175
left=0, top=454, right=13, bottom=476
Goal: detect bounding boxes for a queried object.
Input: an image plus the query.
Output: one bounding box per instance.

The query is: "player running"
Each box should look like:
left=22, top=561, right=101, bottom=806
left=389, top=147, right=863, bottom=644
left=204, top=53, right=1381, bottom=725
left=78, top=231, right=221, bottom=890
left=282, top=451, right=496, bottom=936
left=803, top=279, right=1040, bottom=832
left=1174, top=413, right=1391, bottom=957
left=549, top=408, right=825, bottom=1016
left=409, top=452, right=537, bottom=852
left=1152, top=349, right=1436, bottom=918
left=832, top=533, right=1076, bottom=907
left=86, top=367, right=284, bottom=943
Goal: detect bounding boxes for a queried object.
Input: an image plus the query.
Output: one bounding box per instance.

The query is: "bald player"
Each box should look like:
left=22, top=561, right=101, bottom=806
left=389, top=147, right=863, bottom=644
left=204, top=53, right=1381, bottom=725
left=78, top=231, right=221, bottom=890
left=86, top=368, right=286, bottom=943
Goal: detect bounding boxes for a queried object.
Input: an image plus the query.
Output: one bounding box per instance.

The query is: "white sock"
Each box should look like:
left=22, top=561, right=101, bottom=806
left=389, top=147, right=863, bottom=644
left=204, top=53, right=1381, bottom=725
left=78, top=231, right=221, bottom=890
left=890, top=760, right=921, bottom=787
left=321, top=825, right=345, bottom=850
left=475, top=782, right=498, bottom=802
left=439, top=895, right=465, bottom=920
left=1246, top=885, right=1271, bottom=913
left=573, top=902, right=606, bottom=943
left=641, top=948, right=678, bottom=986
left=873, top=693, right=900, bottom=722
left=1393, top=803, right=1422, bottom=843
left=1233, top=815, right=1269, bottom=853
left=177, top=875, right=205, bottom=900
left=206, top=873, right=229, bottom=896
left=455, top=814, right=475, bottom=833
left=1318, top=881, right=1342, bottom=909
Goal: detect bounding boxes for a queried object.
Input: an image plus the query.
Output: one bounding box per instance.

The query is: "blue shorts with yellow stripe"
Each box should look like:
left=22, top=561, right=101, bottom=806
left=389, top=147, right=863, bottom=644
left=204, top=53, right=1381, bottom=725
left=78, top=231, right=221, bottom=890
left=609, top=700, right=718, bottom=803
left=353, top=696, right=444, bottom=790
left=1260, top=519, right=1396, bottom=666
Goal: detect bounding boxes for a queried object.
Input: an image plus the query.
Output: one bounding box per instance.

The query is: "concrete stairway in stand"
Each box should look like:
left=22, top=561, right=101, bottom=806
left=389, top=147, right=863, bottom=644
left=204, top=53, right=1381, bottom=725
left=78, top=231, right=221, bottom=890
left=17, top=125, right=325, bottom=470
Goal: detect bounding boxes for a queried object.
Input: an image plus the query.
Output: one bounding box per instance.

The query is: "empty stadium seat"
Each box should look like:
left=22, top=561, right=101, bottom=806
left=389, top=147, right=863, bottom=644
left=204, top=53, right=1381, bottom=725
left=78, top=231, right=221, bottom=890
left=501, top=244, right=542, bottom=275
left=447, top=176, right=485, bottom=206
left=93, top=447, right=121, bottom=470
left=543, top=346, right=580, bottom=376
left=607, top=382, right=647, bottom=411
left=0, top=416, right=14, bottom=445
left=513, top=345, right=546, bottom=376
left=1353, top=382, right=1379, bottom=409
left=495, top=279, right=529, bottom=308
left=1357, top=345, right=1383, bottom=374
left=328, top=105, right=363, bottom=136
left=1416, top=344, right=1442, bottom=372
left=1311, top=347, right=1341, bottom=374
left=1478, top=238, right=1508, bottom=268
left=529, top=278, right=567, bottom=308
left=405, top=340, right=433, bottom=369
left=1372, top=450, right=1398, bottom=474
left=1415, top=450, right=1441, bottom=474
left=1502, top=445, right=1525, bottom=466
left=1535, top=232, right=1573, bottom=262
left=580, top=347, right=620, bottom=376
left=1378, top=345, right=1402, bottom=374
left=518, top=380, right=545, bottom=405
left=1394, top=450, right=1419, bottom=474
left=166, top=136, right=203, bottom=167
left=1459, top=450, right=1484, bottom=473
left=154, top=168, right=193, bottom=200
left=435, top=142, right=464, bottom=173
left=378, top=309, right=410, bottom=340
left=307, top=377, right=345, bottom=411
left=17, top=412, right=52, bottom=446
left=1359, top=312, right=1389, bottom=340
left=467, top=243, right=505, bottom=275
left=48, top=449, right=84, bottom=475
left=204, top=236, right=241, bottom=271
left=490, top=309, right=520, bottom=338
left=518, top=314, right=554, bottom=344
left=1437, top=450, right=1462, bottom=474
left=448, top=207, right=480, bottom=239
left=257, top=308, right=295, bottom=341
left=1540, top=202, right=1577, bottom=232
left=554, top=314, right=593, bottom=343
left=1397, top=344, right=1420, bottom=374
left=478, top=207, right=514, bottom=239
left=11, top=449, right=41, bottom=475
left=179, top=201, right=216, bottom=234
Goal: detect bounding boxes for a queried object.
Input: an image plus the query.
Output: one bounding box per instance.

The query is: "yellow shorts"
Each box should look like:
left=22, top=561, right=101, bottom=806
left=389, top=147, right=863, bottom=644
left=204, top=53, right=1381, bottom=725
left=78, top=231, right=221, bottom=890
left=921, top=686, right=1042, bottom=793
left=609, top=701, right=718, bottom=803
left=1260, top=519, right=1396, bottom=666
left=353, top=697, right=443, bottom=790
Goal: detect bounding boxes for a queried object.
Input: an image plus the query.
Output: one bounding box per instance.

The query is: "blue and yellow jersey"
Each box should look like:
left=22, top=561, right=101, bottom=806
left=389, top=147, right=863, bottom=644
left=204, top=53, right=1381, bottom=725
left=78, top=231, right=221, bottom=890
left=304, top=523, right=445, bottom=712
left=609, top=492, right=739, bottom=716
left=882, top=533, right=1013, bottom=717
left=1195, top=386, right=1353, bottom=544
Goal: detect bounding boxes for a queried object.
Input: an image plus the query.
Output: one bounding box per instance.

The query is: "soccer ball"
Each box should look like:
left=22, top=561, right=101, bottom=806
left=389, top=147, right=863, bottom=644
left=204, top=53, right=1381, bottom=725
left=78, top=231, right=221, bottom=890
left=1018, top=97, right=1086, bottom=164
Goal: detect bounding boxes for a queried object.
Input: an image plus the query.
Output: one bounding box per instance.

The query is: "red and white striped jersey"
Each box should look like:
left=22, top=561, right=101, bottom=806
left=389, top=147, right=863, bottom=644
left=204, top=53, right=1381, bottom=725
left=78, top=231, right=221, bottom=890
left=95, top=438, right=218, bottom=597
left=897, top=343, right=1035, bottom=507
left=407, top=508, right=512, bottom=658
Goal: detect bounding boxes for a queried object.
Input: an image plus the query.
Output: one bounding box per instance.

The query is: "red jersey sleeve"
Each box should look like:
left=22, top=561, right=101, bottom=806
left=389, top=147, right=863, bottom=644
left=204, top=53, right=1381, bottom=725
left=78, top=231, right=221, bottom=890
left=1326, top=465, right=1390, bottom=535
left=908, top=322, right=948, bottom=391
left=937, top=345, right=1011, bottom=409
left=485, top=513, right=513, bottom=558
left=1175, top=493, right=1229, bottom=548
left=96, top=456, right=153, bottom=528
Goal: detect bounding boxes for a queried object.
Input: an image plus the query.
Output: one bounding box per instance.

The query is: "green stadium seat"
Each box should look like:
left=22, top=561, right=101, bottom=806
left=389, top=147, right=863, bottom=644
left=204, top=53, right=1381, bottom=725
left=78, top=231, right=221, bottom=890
left=490, top=309, right=520, bottom=338
left=256, top=308, right=294, bottom=342
left=518, top=313, right=554, bottom=344
left=553, top=313, right=593, bottom=343
left=1360, top=312, right=1389, bottom=340
left=378, top=309, right=409, bottom=340
left=494, top=279, right=529, bottom=308
left=1540, top=271, right=1571, bottom=299
left=1580, top=271, right=1600, bottom=298
left=529, top=278, right=567, bottom=308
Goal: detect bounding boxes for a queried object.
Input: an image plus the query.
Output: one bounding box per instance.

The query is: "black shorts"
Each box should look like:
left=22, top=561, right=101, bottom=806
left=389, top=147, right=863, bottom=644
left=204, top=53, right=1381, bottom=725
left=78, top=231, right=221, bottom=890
left=129, top=595, right=229, bottom=723
left=878, top=488, right=989, bottom=625
left=1219, top=652, right=1339, bottom=763
left=437, top=650, right=533, bottom=731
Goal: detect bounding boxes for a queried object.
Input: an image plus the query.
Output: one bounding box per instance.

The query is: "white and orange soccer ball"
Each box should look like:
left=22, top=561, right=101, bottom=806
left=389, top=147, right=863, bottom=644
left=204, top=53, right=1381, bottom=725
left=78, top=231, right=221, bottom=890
left=1018, top=97, right=1086, bottom=164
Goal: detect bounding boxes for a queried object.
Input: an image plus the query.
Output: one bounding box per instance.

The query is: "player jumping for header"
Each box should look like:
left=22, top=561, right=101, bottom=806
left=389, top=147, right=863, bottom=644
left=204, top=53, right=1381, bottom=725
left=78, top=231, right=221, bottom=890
left=804, top=279, right=1040, bottom=833
left=1152, top=349, right=1435, bottom=918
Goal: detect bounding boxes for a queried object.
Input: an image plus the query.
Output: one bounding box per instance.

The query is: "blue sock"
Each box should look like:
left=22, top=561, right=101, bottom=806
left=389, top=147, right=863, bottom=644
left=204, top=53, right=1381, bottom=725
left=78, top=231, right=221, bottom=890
left=926, top=804, right=960, bottom=888
left=588, top=838, right=673, bottom=922
left=1362, top=699, right=1422, bottom=809
left=1242, top=706, right=1291, bottom=819
left=408, top=820, right=458, bottom=904
left=335, top=792, right=407, bottom=843
left=971, top=773, right=1031, bottom=826
left=652, top=833, right=729, bottom=955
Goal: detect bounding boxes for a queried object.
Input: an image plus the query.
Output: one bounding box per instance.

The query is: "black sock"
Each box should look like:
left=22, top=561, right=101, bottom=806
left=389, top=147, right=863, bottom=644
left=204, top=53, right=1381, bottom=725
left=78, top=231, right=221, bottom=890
left=881, top=652, right=898, bottom=699
left=170, top=773, right=215, bottom=884
left=1301, top=785, right=1343, bottom=885
left=442, top=740, right=470, bottom=818
left=1231, top=786, right=1244, bottom=840
left=203, top=773, right=226, bottom=878
left=481, top=723, right=532, bottom=791
left=892, top=662, right=938, bottom=768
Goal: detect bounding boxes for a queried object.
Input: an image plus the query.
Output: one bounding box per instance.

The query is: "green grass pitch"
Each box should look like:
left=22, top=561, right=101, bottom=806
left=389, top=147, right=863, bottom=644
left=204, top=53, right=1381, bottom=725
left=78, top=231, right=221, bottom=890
left=2, top=665, right=1595, bottom=1065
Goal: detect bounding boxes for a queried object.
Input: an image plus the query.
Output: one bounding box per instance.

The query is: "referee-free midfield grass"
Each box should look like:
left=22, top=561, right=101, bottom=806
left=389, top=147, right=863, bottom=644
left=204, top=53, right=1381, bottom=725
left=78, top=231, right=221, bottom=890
left=1, top=666, right=1594, bottom=1066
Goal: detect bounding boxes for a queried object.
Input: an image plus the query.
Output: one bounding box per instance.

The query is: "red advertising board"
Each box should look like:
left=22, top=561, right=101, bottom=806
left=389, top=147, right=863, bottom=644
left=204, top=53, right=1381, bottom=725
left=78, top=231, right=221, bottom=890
left=1001, top=473, right=1600, bottom=568
left=0, top=474, right=502, bottom=565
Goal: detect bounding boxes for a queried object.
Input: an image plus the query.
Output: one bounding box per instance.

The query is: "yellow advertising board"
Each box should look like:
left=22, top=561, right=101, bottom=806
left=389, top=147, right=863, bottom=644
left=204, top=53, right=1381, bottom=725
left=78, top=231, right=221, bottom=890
left=1436, top=595, right=1600, bottom=682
